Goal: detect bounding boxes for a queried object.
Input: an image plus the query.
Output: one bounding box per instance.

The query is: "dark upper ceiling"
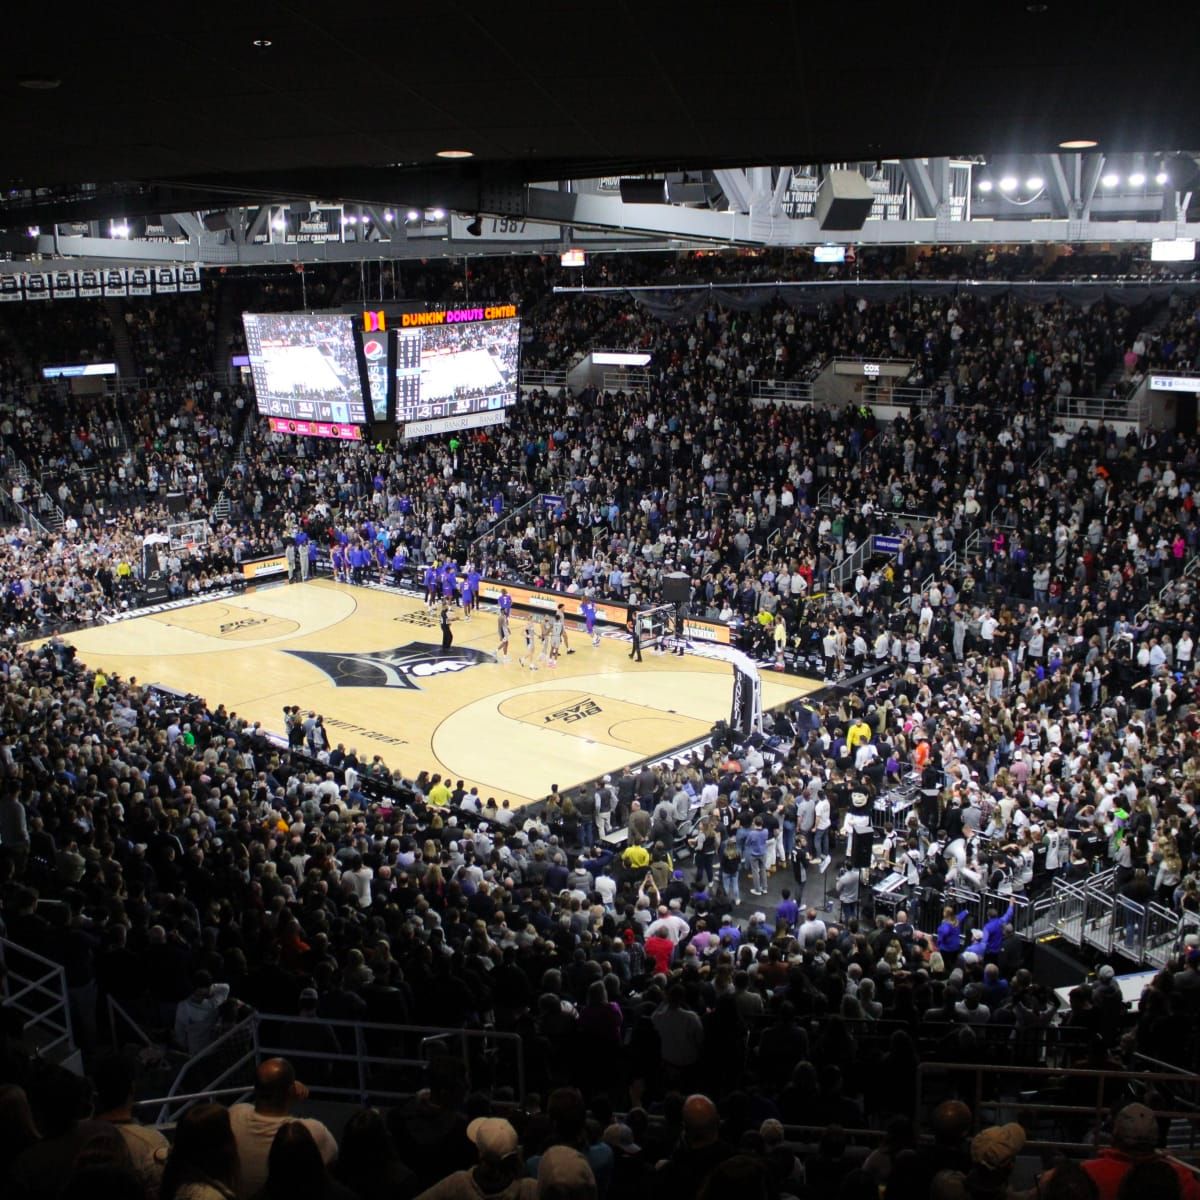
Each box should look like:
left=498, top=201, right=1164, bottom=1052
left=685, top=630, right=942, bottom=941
left=1, top=2, right=1196, bottom=199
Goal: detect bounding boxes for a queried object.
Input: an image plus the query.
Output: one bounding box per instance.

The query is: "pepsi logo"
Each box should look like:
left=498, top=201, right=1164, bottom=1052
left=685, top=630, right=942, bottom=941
left=363, top=338, right=384, bottom=360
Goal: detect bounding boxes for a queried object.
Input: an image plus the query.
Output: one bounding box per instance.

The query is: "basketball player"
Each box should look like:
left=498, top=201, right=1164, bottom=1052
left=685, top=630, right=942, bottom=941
left=554, top=604, right=572, bottom=655
left=461, top=574, right=475, bottom=620
left=548, top=611, right=563, bottom=664
left=423, top=561, right=439, bottom=607
left=497, top=605, right=511, bottom=663
left=580, top=597, right=600, bottom=647
left=519, top=616, right=538, bottom=670
left=540, top=615, right=555, bottom=667
left=331, top=544, right=347, bottom=584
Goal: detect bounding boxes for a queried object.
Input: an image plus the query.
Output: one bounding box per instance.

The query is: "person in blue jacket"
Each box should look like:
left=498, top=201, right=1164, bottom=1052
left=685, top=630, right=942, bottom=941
left=936, top=905, right=970, bottom=965
left=982, top=901, right=1016, bottom=958
left=423, top=562, right=439, bottom=606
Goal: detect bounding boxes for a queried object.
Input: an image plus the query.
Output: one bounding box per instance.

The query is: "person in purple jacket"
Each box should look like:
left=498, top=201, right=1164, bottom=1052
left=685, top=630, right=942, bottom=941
left=936, top=905, right=971, bottom=967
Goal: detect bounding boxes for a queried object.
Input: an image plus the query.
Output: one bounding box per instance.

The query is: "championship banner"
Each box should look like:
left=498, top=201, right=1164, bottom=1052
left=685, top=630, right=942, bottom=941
left=476, top=579, right=630, bottom=626
left=78, top=269, right=102, bottom=298
left=128, top=267, right=152, bottom=296
left=102, top=269, right=128, bottom=297
left=179, top=265, right=202, bottom=292
left=154, top=266, right=178, bottom=293
left=50, top=270, right=77, bottom=299
left=0, top=276, right=21, bottom=302
left=241, top=554, right=288, bottom=581
left=23, top=272, right=51, bottom=300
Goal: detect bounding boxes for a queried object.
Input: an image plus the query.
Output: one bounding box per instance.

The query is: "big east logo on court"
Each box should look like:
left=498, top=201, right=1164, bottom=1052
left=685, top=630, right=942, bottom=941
left=287, top=643, right=495, bottom=690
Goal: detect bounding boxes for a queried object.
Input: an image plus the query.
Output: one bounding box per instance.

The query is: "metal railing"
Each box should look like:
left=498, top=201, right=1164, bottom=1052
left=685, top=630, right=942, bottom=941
left=149, top=1010, right=529, bottom=1124
left=601, top=369, right=653, bottom=392
left=105, top=993, right=156, bottom=1051
left=915, top=1061, right=1200, bottom=1157
left=831, top=537, right=874, bottom=589
left=0, top=935, right=76, bottom=1063
left=749, top=377, right=815, bottom=405
left=519, top=368, right=568, bottom=390
left=1052, top=392, right=1143, bottom=424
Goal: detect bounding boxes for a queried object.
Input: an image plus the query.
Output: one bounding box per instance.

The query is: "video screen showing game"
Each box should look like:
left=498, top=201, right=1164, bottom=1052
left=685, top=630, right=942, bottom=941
left=395, top=316, right=520, bottom=423
left=243, top=311, right=367, bottom=425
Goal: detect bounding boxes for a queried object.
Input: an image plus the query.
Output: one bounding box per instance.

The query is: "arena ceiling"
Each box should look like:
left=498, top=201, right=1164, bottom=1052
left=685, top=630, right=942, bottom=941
left=2, top=3, right=1197, bottom=201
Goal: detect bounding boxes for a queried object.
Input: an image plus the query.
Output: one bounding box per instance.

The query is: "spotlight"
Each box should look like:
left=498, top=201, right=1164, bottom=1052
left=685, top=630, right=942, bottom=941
left=1059, top=138, right=1098, bottom=149
left=466, top=215, right=483, bottom=237
left=252, top=38, right=273, bottom=48
left=430, top=208, right=445, bottom=220
left=977, top=180, right=994, bottom=193
left=406, top=210, right=420, bottom=221
left=1156, top=171, right=1170, bottom=186
left=383, top=210, right=394, bottom=221
left=1025, top=176, right=1044, bottom=190
left=1128, top=172, right=1146, bottom=186
left=998, top=177, right=1018, bottom=192
left=271, top=217, right=285, bottom=231
left=435, top=149, right=474, bottom=159
left=1101, top=172, right=1120, bottom=187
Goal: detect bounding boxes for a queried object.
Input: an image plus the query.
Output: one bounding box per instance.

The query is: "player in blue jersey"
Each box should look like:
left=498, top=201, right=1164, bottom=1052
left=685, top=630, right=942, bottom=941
left=441, top=563, right=458, bottom=606
left=423, top=562, right=439, bottom=606
left=391, top=546, right=408, bottom=587
left=331, top=545, right=347, bottom=584
left=580, top=597, right=600, bottom=647
left=461, top=575, right=475, bottom=619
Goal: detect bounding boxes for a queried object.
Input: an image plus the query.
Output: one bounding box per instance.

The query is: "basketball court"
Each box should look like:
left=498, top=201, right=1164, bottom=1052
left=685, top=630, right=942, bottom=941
left=45, top=579, right=820, bottom=806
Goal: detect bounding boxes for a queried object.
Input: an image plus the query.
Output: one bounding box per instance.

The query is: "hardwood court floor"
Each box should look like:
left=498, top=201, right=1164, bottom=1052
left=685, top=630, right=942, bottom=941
left=52, top=579, right=820, bottom=807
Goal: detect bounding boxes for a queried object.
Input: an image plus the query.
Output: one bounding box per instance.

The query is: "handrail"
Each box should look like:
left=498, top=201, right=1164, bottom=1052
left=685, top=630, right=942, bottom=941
left=0, top=935, right=75, bottom=1060
left=106, top=994, right=154, bottom=1050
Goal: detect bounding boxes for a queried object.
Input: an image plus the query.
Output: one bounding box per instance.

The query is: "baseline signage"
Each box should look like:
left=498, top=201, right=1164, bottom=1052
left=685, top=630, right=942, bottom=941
left=476, top=580, right=630, bottom=626
left=268, top=418, right=363, bottom=440
left=872, top=535, right=903, bottom=554
left=241, top=554, right=289, bottom=581
left=681, top=616, right=733, bottom=646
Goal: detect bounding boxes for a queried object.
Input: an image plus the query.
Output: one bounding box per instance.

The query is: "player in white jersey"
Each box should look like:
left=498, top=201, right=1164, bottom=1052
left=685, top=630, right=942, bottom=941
left=519, top=616, right=538, bottom=670
left=497, top=610, right=511, bottom=663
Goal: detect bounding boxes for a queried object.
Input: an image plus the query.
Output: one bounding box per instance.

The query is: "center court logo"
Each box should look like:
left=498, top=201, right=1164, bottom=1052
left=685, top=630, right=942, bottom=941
left=287, top=642, right=496, bottom=690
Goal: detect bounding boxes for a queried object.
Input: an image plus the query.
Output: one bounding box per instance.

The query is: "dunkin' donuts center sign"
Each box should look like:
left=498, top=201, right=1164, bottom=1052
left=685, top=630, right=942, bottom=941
left=400, top=305, right=518, bottom=328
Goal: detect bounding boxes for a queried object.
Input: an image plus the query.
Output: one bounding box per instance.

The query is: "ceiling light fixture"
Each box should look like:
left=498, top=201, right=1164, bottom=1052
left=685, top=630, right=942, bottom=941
left=999, top=176, right=1018, bottom=192
left=435, top=149, right=473, bottom=159
left=1128, top=171, right=1146, bottom=186
left=18, top=76, right=61, bottom=90
left=406, top=210, right=420, bottom=221
left=271, top=217, right=285, bottom=231
left=429, top=208, right=445, bottom=220
left=383, top=210, right=394, bottom=221
left=977, top=179, right=994, bottom=192
left=1101, top=172, right=1120, bottom=187
left=1025, top=176, right=1044, bottom=190
left=252, top=38, right=273, bottom=48
left=1058, top=138, right=1097, bottom=149
left=1156, top=171, right=1170, bottom=186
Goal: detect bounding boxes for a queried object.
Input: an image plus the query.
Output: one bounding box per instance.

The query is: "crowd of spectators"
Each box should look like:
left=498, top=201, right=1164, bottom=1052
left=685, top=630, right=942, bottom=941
left=0, top=254, right=1198, bottom=1198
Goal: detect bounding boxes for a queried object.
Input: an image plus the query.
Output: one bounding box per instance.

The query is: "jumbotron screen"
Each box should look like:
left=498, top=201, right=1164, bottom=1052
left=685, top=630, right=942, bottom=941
left=395, top=309, right=521, bottom=423
left=242, top=312, right=367, bottom=425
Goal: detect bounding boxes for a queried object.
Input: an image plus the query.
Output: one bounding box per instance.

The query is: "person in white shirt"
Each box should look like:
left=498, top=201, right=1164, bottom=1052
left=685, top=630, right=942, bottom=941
left=811, top=796, right=831, bottom=861
left=797, top=908, right=827, bottom=950
left=174, top=971, right=231, bottom=1055
left=340, top=856, right=373, bottom=907
left=1178, top=632, right=1194, bottom=667
left=228, top=1059, right=338, bottom=1199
